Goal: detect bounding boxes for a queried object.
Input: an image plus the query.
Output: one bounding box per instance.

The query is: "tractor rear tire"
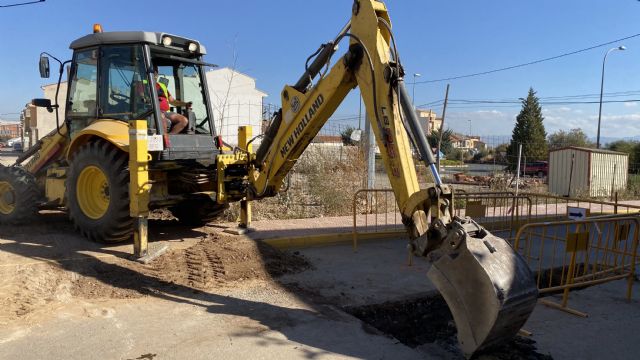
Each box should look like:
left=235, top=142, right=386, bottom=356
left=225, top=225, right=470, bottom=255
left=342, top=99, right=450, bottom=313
left=170, top=197, right=228, bottom=227
left=0, top=166, right=40, bottom=224
left=67, top=140, right=133, bottom=243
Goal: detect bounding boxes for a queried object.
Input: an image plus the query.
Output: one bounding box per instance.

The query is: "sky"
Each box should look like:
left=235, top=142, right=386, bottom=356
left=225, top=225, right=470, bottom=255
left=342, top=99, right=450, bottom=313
left=1, top=0, right=639, bottom=144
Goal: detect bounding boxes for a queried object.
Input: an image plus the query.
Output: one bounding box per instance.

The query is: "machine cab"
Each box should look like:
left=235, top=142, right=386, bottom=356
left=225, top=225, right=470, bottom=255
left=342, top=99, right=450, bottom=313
left=61, top=30, right=219, bottom=161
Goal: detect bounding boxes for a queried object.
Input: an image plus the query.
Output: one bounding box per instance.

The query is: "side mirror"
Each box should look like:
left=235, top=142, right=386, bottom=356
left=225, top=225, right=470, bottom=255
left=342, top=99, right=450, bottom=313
left=39, top=55, right=50, bottom=78
left=31, top=98, right=55, bottom=113
left=32, top=98, right=51, bottom=107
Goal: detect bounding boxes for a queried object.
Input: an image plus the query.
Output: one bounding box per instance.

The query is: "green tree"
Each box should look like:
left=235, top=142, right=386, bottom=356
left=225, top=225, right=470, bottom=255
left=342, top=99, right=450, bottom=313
left=494, top=143, right=509, bottom=163
left=634, top=145, right=640, bottom=173
left=340, top=126, right=358, bottom=146
left=428, top=128, right=454, bottom=155
left=507, top=88, right=548, bottom=167
left=548, top=128, right=594, bottom=150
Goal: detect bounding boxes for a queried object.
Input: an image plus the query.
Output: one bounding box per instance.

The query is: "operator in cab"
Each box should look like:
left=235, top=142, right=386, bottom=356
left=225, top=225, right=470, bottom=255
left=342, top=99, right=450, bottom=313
left=154, top=65, right=191, bottom=134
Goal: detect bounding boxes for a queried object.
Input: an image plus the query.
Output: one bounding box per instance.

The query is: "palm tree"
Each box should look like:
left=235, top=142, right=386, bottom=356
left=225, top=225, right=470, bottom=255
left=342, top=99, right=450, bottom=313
left=428, top=128, right=453, bottom=156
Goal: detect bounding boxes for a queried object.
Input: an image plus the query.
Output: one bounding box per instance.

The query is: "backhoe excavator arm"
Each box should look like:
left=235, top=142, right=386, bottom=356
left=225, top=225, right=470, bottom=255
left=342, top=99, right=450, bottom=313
left=246, top=1, right=538, bottom=357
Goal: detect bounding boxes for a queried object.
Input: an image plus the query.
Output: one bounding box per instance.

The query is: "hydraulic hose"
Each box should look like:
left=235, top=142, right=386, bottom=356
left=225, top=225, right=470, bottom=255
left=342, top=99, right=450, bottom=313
left=396, top=80, right=442, bottom=185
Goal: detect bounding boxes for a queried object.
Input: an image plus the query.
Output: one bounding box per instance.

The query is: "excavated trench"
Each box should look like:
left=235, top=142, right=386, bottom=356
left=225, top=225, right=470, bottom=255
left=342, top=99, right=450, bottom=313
left=345, top=294, right=553, bottom=360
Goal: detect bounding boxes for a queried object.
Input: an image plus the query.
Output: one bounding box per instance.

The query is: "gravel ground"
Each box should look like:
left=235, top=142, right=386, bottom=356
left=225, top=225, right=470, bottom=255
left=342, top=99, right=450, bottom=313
left=0, top=151, right=17, bottom=166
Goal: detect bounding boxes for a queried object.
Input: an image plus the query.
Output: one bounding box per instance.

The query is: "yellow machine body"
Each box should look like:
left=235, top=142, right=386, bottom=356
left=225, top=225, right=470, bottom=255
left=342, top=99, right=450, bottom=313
left=66, top=120, right=130, bottom=157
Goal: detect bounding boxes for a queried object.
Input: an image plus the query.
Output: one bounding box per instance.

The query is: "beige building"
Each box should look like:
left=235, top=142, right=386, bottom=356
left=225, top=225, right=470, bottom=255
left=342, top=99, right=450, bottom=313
left=451, top=133, right=486, bottom=151
left=415, top=108, right=442, bottom=135
left=0, top=122, right=20, bottom=139
left=22, top=82, right=68, bottom=148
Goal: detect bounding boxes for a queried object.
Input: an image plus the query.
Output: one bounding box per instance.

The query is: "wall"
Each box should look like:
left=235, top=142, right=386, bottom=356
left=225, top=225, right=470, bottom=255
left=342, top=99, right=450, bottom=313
left=24, top=82, right=68, bottom=147
left=549, top=148, right=589, bottom=197
left=206, top=68, right=267, bottom=145
left=589, top=152, right=628, bottom=197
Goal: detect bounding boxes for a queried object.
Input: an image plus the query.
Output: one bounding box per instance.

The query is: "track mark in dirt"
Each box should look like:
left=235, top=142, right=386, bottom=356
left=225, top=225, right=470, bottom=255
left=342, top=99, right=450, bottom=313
left=183, top=241, right=225, bottom=289
left=152, top=233, right=309, bottom=290
left=1, top=232, right=310, bottom=323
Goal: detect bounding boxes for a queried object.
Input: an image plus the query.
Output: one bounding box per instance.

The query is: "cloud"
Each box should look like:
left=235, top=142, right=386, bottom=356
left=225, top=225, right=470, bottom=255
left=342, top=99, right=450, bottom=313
left=624, top=102, right=638, bottom=108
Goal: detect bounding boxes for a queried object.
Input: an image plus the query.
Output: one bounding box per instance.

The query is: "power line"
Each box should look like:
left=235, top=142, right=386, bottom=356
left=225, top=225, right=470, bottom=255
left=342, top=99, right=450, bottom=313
left=0, top=0, right=45, bottom=8
left=415, top=32, right=640, bottom=84
left=416, top=90, right=640, bottom=108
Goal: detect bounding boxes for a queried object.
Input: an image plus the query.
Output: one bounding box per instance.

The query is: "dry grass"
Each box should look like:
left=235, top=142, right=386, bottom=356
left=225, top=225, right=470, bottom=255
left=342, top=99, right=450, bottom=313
left=221, top=146, right=367, bottom=221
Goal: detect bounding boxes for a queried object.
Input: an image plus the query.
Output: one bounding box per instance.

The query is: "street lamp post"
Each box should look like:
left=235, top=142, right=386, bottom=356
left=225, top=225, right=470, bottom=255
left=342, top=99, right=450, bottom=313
left=597, top=46, right=626, bottom=149
left=412, top=73, right=421, bottom=105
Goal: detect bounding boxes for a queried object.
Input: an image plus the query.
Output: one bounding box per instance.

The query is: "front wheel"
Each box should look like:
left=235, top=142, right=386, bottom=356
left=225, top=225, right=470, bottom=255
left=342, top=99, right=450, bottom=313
left=67, top=140, right=133, bottom=242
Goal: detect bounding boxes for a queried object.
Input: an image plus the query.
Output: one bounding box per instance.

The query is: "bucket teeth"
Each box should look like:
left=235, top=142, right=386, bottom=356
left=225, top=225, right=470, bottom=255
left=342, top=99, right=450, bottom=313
left=427, top=217, right=538, bottom=358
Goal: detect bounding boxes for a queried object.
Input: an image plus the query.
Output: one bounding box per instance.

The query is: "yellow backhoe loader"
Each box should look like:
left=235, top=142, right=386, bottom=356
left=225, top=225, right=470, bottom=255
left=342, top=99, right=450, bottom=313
left=0, top=1, right=537, bottom=356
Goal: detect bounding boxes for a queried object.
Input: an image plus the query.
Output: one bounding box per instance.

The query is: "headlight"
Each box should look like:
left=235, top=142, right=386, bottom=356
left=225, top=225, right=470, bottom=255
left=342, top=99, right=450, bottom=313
left=188, top=42, right=198, bottom=52
left=162, top=36, right=173, bottom=46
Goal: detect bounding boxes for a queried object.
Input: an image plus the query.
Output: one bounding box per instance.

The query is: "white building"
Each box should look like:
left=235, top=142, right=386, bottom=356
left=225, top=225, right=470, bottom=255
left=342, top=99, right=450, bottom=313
left=206, top=68, right=268, bottom=146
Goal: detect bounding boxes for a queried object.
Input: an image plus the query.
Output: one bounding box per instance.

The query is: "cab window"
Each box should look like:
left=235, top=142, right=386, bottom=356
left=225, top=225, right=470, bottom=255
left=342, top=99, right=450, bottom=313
left=67, top=49, right=98, bottom=122
left=100, top=45, right=152, bottom=121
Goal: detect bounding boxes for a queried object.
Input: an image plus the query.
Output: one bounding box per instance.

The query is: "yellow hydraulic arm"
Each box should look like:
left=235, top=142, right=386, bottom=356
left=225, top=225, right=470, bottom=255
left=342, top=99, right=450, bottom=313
left=248, top=1, right=538, bottom=357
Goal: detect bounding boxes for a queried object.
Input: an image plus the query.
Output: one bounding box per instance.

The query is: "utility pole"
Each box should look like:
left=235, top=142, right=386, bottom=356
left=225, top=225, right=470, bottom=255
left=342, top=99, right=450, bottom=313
left=358, top=90, right=362, bottom=130
left=436, top=83, right=450, bottom=172
left=596, top=45, right=626, bottom=149
left=515, top=143, right=523, bottom=195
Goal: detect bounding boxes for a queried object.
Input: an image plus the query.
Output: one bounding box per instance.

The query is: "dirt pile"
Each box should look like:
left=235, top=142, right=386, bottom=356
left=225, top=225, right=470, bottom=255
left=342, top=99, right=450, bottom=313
left=0, top=263, right=70, bottom=324
left=148, top=234, right=310, bottom=290
left=0, top=233, right=309, bottom=323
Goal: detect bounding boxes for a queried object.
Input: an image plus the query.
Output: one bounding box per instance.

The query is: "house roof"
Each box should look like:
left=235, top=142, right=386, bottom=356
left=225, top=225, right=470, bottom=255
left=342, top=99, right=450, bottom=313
left=549, top=146, right=628, bottom=156
left=312, top=135, right=342, bottom=143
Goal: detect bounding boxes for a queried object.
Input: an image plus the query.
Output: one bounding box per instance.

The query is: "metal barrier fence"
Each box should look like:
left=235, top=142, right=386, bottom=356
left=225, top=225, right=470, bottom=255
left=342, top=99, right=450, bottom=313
left=352, top=189, right=403, bottom=249
left=513, top=216, right=639, bottom=316
left=453, top=191, right=532, bottom=239
left=352, top=189, right=535, bottom=246
left=352, top=188, right=640, bottom=255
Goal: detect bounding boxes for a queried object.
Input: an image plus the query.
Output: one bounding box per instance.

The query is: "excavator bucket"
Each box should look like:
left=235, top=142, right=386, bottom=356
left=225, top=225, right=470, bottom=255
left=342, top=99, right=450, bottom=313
left=427, top=217, right=538, bottom=358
